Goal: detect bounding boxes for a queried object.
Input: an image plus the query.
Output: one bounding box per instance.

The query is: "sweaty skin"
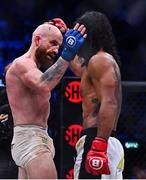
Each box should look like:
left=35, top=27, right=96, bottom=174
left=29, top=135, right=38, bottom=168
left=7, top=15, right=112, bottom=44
left=70, top=50, right=122, bottom=140
left=6, top=57, right=69, bottom=128
left=6, top=23, right=86, bottom=129
left=6, top=23, right=86, bottom=179
left=6, top=24, right=65, bottom=128
left=6, top=23, right=67, bottom=179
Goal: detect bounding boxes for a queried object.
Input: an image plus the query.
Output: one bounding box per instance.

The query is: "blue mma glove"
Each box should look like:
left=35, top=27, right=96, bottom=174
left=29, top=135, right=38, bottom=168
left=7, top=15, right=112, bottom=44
left=61, top=29, right=85, bottom=61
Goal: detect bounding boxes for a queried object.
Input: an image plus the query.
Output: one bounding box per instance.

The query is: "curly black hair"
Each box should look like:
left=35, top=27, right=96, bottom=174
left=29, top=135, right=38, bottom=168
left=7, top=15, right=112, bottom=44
left=76, top=11, right=120, bottom=66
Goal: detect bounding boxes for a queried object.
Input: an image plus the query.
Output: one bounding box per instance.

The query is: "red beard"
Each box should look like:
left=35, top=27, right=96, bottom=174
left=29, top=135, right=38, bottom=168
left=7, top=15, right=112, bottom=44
left=35, top=46, right=56, bottom=68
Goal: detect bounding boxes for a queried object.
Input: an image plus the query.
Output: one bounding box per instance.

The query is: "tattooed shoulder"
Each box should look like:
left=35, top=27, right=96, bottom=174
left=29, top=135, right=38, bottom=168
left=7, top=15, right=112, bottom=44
left=112, top=64, right=121, bottom=82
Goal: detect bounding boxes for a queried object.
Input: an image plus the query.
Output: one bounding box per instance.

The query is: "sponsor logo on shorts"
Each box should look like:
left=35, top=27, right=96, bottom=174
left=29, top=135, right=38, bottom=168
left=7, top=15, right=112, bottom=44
left=41, top=136, right=48, bottom=144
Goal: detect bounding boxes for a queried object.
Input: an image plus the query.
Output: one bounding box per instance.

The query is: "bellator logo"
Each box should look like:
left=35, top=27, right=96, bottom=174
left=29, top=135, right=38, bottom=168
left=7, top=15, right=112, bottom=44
left=65, top=81, right=82, bottom=103
left=65, top=124, right=83, bottom=147
left=89, top=158, right=104, bottom=170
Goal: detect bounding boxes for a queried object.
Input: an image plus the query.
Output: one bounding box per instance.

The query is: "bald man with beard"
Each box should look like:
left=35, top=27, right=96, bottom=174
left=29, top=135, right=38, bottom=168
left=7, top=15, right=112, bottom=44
left=6, top=22, right=86, bottom=179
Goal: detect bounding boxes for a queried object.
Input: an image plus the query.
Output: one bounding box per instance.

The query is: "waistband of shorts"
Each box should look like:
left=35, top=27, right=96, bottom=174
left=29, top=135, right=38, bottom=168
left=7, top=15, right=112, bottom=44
left=14, top=124, right=48, bottom=131
left=80, top=127, right=116, bottom=138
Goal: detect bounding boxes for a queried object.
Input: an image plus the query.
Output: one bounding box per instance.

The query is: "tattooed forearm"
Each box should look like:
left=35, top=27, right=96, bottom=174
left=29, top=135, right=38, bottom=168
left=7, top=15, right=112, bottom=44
left=41, top=57, right=69, bottom=89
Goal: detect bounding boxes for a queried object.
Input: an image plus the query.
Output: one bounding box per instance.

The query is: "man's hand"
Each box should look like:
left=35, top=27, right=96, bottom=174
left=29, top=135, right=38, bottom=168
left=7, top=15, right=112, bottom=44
left=85, top=137, right=110, bottom=176
left=0, top=114, right=8, bottom=123
left=61, top=23, right=87, bottom=61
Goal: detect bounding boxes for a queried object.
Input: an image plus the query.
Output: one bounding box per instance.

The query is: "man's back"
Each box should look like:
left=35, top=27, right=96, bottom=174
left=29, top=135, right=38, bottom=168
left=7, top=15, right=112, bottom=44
left=74, top=11, right=124, bottom=179
left=74, top=51, right=124, bottom=179
left=80, top=51, right=122, bottom=133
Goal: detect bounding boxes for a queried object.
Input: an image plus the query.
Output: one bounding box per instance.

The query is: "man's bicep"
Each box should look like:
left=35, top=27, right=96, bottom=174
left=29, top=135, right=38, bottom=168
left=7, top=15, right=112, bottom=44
left=21, top=68, right=43, bottom=89
left=100, top=67, right=119, bottom=102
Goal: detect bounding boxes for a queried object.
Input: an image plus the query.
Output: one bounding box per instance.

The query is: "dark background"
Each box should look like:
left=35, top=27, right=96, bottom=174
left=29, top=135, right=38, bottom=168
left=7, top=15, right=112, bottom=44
left=0, top=0, right=146, bottom=179
left=0, top=0, right=146, bottom=81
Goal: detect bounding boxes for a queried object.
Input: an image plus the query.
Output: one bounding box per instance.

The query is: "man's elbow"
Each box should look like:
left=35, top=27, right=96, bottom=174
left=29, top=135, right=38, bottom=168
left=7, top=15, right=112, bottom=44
left=104, top=99, right=118, bottom=110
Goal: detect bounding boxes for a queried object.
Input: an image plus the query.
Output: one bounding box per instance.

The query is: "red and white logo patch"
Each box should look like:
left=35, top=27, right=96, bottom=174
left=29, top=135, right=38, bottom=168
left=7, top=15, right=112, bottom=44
left=89, top=157, right=103, bottom=170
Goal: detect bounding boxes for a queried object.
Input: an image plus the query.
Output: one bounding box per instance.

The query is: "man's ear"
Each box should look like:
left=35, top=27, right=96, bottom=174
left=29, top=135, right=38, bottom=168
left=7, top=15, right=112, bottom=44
left=34, top=35, right=40, bottom=46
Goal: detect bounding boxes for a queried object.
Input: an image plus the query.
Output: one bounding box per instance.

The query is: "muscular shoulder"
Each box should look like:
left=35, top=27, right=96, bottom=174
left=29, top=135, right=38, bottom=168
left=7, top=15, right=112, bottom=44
left=11, top=57, right=36, bottom=75
left=87, top=52, right=114, bottom=79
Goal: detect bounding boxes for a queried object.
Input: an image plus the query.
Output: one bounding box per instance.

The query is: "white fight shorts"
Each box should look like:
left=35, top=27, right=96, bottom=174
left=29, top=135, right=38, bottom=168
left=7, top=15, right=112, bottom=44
left=74, top=127, right=124, bottom=179
left=11, top=125, right=55, bottom=168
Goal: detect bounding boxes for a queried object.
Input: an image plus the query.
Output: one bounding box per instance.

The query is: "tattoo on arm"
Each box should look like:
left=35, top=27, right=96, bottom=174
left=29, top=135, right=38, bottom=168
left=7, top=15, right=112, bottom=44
left=41, top=57, right=68, bottom=87
left=91, top=98, right=100, bottom=117
left=112, top=65, right=122, bottom=120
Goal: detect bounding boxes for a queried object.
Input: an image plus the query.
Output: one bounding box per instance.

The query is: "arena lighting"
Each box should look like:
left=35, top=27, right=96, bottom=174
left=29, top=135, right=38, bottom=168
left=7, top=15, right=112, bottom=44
left=125, top=142, right=139, bottom=149
left=64, top=81, right=82, bottom=103
left=0, top=79, right=4, bottom=87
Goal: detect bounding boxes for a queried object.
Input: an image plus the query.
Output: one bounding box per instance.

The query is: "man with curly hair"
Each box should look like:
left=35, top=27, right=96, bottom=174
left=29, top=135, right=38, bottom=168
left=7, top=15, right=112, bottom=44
left=70, top=11, right=124, bottom=179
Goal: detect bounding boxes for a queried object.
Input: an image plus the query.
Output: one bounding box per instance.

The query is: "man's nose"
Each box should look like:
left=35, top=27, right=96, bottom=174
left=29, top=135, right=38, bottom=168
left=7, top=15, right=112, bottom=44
left=53, top=46, right=60, bottom=54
